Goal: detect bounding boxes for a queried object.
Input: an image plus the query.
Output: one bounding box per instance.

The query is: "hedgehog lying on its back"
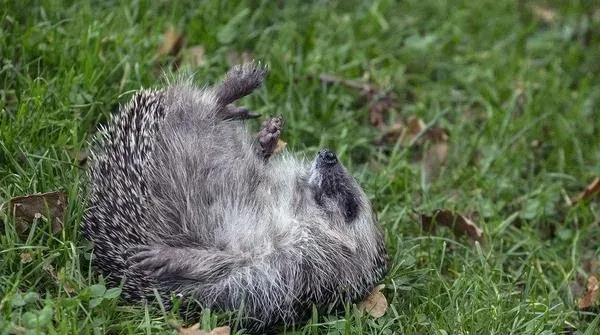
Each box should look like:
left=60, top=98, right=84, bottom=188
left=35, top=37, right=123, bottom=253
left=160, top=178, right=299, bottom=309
left=83, top=63, right=388, bottom=332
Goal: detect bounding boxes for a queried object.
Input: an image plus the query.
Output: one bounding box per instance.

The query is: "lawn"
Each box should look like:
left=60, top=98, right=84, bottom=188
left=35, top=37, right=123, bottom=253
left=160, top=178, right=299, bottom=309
left=1, top=0, right=600, bottom=334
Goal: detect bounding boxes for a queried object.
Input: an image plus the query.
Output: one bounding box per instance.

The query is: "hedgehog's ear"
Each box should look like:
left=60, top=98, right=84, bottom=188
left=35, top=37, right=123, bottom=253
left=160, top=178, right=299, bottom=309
left=214, top=62, right=268, bottom=105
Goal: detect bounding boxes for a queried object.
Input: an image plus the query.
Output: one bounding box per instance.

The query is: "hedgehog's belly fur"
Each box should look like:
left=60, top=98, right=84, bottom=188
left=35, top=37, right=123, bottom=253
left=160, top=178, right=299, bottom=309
left=83, top=63, right=387, bottom=333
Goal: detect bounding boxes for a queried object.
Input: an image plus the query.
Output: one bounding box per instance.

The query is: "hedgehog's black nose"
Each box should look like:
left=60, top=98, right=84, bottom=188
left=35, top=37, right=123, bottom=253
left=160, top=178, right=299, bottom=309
left=317, top=149, right=338, bottom=166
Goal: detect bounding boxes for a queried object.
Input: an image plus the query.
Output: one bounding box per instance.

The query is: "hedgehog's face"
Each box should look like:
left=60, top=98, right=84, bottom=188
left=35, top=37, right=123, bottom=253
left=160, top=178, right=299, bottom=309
left=305, top=149, right=370, bottom=225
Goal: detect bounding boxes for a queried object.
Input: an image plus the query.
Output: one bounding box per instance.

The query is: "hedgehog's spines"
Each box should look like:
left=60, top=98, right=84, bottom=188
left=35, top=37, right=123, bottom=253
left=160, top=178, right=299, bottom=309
left=83, top=63, right=387, bottom=333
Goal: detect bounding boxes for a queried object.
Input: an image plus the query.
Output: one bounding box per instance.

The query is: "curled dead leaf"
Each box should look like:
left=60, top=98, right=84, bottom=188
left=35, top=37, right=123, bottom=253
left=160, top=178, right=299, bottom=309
left=578, top=275, right=599, bottom=310
left=8, top=191, right=68, bottom=239
left=358, top=284, right=388, bottom=318
left=570, top=177, right=600, bottom=204
left=421, top=210, right=484, bottom=243
left=378, top=122, right=407, bottom=145
left=406, top=116, right=426, bottom=143
left=406, top=118, right=449, bottom=183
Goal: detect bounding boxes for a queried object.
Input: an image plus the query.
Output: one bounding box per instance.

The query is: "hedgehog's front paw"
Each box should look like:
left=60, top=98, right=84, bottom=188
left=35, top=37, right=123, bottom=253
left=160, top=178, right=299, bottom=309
left=258, top=116, right=284, bottom=160
left=128, top=245, right=174, bottom=277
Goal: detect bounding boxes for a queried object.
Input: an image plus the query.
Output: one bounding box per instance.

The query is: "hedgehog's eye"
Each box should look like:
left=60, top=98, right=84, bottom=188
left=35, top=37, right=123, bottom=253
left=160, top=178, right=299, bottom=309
left=311, top=181, right=360, bottom=223
left=309, top=148, right=361, bottom=223
left=341, top=193, right=359, bottom=222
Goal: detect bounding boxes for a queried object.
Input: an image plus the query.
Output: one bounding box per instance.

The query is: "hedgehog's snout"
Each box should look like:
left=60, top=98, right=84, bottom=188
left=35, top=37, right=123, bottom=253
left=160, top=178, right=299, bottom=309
left=316, top=149, right=338, bottom=167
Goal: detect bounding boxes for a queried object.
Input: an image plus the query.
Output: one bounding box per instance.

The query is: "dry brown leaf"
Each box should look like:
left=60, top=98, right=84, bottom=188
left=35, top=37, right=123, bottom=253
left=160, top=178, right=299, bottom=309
left=203, top=326, right=230, bottom=335
left=406, top=116, right=425, bottom=142
left=421, top=210, right=484, bottom=243
left=378, top=117, right=448, bottom=147
left=174, top=323, right=230, bottom=335
left=378, top=122, right=407, bottom=145
left=20, top=252, right=32, bottom=264
left=358, top=284, right=388, bottom=318
left=570, top=177, right=600, bottom=204
left=527, top=3, right=558, bottom=24
left=578, top=275, right=599, bottom=310
left=404, top=117, right=449, bottom=145
left=8, top=191, right=68, bottom=238
left=176, top=323, right=200, bottom=335
left=159, top=27, right=185, bottom=56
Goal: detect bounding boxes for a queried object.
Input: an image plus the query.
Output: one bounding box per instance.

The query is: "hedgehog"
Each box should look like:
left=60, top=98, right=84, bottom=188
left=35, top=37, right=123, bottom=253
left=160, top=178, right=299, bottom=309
left=82, top=62, right=388, bottom=332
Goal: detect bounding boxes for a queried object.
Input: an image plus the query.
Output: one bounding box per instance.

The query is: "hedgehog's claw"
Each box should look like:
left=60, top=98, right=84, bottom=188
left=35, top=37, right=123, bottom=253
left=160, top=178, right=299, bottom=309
left=258, top=116, right=284, bottom=160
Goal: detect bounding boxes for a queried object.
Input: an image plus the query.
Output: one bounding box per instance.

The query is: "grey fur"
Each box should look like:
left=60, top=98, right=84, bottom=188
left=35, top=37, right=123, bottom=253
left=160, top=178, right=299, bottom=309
left=83, top=63, right=387, bottom=332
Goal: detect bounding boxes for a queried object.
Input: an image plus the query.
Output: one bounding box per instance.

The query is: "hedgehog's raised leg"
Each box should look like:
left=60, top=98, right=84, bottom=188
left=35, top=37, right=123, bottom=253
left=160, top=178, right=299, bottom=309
left=215, top=62, right=268, bottom=106
left=128, top=245, right=244, bottom=281
left=258, top=116, right=284, bottom=161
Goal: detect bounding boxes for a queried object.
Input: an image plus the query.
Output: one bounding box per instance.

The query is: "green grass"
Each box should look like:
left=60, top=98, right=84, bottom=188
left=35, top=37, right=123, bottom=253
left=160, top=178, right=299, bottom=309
left=1, top=0, right=600, bottom=333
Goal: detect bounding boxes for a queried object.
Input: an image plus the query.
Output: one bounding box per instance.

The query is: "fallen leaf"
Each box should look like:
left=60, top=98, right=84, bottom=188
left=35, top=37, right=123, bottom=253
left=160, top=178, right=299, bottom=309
left=159, top=27, right=185, bottom=56
left=203, top=326, right=230, bottom=335
left=403, top=116, right=426, bottom=145
left=20, top=252, right=32, bottom=264
left=401, top=118, right=449, bottom=183
left=176, top=323, right=200, bottom=335
left=527, top=3, right=558, bottom=24
left=8, top=191, right=68, bottom=238
left=175, top=323, right=231, bottom=335
left=570, top=177, right=600, bottom=204
left=379, top=122, right=407, bottom=145
left=578, top=275, right=599, bottom=310
left=421, top=210, right=484, bottom=243
left=358, top=284, right=388, bottom=318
